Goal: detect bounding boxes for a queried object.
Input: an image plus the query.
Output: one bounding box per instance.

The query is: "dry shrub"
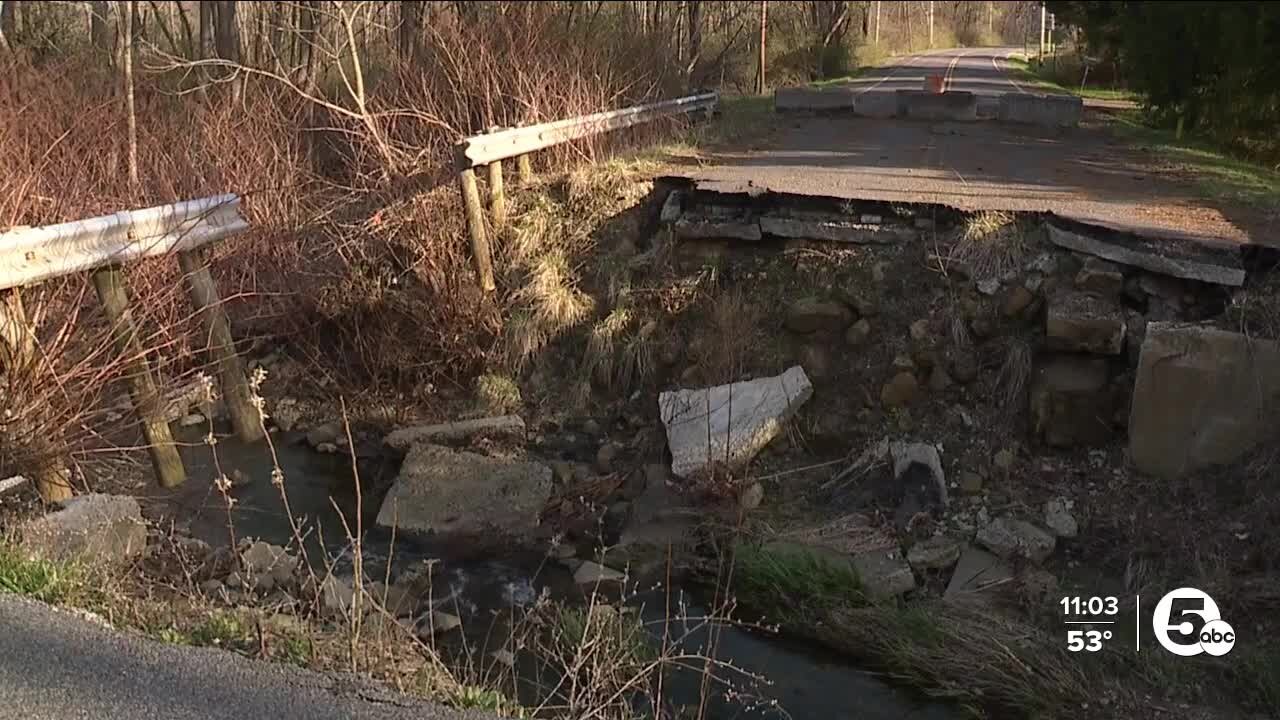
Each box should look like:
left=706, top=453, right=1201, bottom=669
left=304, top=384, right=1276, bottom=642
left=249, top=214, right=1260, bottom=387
left=689, top=287, right=762, bottom=385
left=995, top=337, right=1034, bottom=410
left=951, top=211, right=1029, bottom=281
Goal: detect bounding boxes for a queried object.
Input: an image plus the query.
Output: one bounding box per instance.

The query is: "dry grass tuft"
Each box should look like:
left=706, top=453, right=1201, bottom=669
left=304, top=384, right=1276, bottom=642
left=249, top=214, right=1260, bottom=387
left=995, top=337, right=1034, bottom=410
left=951, top=211, right=1029, bottom=281
left=689, top=288, right=763, bottom=386
left=473, top=374, right=523, bottom=415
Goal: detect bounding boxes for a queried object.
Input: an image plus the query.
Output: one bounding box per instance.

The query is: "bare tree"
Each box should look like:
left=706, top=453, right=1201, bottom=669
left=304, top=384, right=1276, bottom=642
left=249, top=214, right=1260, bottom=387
left=0, top=1, right=13, bottom=51
left=124, top=0, right=138, bottom=188
left=810, top=1, right=851, bottom=79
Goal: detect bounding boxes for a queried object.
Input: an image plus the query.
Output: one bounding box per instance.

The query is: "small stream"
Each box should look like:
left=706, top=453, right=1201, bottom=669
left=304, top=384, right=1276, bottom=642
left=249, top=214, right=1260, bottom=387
left=151, top=425, right=958, bottom=720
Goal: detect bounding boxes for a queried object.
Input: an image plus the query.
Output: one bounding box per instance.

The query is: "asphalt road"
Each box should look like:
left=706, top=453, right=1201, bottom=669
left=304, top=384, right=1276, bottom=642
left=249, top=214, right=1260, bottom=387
left=0, top=594, right=490, bottom=720
left=681, top=47, right=1270, bottom=249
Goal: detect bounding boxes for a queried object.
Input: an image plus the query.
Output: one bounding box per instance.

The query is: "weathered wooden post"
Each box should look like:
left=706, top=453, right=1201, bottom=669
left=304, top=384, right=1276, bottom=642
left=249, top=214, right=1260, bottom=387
left=91, top=265, right=186, bottom=488
left=0, top=289, right=74, bottom=502
left=178, top=248, right=263, bottom=442
left=488, top=160, right=507, bottom=230
left=458, top=167, right=496, bottom=292
left=516, top=154, right=534, bottom=184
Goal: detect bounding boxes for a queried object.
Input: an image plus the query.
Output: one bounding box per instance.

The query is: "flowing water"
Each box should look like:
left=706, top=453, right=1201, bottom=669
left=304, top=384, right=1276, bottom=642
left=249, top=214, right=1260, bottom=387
left=152, top=426, right=958, bottom=720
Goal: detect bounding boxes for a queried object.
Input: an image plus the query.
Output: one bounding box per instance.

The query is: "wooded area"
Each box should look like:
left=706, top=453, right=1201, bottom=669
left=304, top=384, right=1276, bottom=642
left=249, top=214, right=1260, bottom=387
left=1047, top=1, right=1280, bottom=157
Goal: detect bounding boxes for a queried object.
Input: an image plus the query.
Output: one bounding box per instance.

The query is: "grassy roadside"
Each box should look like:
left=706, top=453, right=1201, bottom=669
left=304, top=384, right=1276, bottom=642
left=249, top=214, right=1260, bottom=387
left=1007, top=57, right=1139, bottom=103
left=723, top=541, right=1277, bottom=720
left=1105, top=111, right=1280, bottom=211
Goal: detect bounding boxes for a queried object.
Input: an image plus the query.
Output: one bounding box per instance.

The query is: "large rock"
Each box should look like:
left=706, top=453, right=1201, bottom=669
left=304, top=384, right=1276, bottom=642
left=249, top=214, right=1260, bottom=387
left=784, top=298, right=854, bottom=333
left=240, top=541, right=298, bottom=588
left=907, top=535, right=963, bottom=571
left=1045, top=291, right=1126, bottom=355
left=944, top=546, right=1013, bottom=598
left=659, top=366, right=813, bottom=479
left=1029, top=355, right=1114, bottom=447
left=22, top=494, right=146, bottom=565
left=976, top=517, right=1056, bottom=564
left=375, top=444, right=552, bottom=538
left=1130, top=323, right=1280, bottom=478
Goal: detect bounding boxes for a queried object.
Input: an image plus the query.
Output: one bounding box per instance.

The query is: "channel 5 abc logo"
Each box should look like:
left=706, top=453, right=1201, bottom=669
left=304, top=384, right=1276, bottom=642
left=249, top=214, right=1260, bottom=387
left=1152, top=588, right=1236, bottom=657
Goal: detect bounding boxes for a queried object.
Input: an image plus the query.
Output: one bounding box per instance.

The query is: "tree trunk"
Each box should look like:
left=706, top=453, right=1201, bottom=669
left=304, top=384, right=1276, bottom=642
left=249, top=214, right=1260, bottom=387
left=124, top=0, right=138, bottom=189
left=213, top=0, right=242, bottom=102
left=756, top=0, right=768, bottom=94
left=0, top=1, right=14, bottom=51
left=90, top=0, right=110, bottom=55
left=399, top=1, right=422, bottom=59
left=685, top=0, right=702, bottom=89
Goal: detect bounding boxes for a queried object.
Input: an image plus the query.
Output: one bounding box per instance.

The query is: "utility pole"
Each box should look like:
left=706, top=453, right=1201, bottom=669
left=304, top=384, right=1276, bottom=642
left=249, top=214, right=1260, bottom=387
left=928, top=0, right=934, bottom=48
left=988, top=1, right=993, bottom=38
left=874, top=0, right=880, bottom=45
left=1039, top=2, right=1046, bottom=57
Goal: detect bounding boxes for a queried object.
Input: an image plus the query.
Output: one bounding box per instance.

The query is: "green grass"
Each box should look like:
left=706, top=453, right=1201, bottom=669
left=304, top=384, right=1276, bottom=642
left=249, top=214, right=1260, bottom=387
left=1109, top=110, right=1280, bottom=210
left=732, top=541, right=868, bottom=621
left=189, top=611, right=253, bottom=650
left=0, top=544, right=88, bottom=604
left=1008, top=57, right=1140, bottom=103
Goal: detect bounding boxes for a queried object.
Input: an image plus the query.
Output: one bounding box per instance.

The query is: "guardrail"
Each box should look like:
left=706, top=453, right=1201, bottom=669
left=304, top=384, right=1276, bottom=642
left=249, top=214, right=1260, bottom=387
left=0, top=194, right=262, bottom=498
left=453, top=92, right=719, bottom=291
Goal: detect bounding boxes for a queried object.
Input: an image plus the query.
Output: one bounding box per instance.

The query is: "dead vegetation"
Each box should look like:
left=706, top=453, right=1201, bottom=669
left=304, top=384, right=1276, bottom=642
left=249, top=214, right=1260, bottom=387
left=951, top=210, right=1030, bottom=281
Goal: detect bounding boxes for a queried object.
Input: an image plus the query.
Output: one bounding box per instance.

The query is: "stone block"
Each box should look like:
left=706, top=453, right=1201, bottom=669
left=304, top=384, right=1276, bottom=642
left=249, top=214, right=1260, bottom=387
left=1029, top=355, right=1114, bottom=447
left=1046, top=291, right=1126, bottom=355
left=22, top=494, right=146, bottom=565
left=1129, top=323, right=1280, bottom=478
left=1074, top=257, right=1124, bottom=297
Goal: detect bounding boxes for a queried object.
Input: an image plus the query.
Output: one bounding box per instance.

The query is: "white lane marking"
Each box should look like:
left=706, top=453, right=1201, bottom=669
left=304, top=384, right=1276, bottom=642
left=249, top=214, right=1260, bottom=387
left=994, top=50, right=1029, bottom=94
left=944, top=51, right=965, bottom=89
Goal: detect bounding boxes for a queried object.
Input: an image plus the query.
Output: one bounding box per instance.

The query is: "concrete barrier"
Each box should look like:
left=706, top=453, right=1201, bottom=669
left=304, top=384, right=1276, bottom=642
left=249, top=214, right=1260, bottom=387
left=775, top=87, right=855, bottom=112
left=894, top=90, right=978, bottom=121
left=997, top=93, right=1083, bottom=128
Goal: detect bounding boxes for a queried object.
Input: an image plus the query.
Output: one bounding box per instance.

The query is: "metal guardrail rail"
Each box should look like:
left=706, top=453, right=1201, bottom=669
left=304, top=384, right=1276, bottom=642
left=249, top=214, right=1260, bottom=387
left=453, top=92, right=719, bottom=291
left=0, top=194, right=262, bottom=497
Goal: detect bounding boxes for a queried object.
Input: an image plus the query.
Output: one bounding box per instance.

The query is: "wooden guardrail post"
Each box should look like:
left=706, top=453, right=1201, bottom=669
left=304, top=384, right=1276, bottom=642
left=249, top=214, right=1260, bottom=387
left=0, top=289, right=74, bottom=502
left=516, top=154, right=534, bottom=184
left=91, top=265, right=186, bottom=488
left=488, top=160, right=507, bottom=230
left=178, top=248, right=263, bottom=443
left=459, top=167, right=496, bottom=292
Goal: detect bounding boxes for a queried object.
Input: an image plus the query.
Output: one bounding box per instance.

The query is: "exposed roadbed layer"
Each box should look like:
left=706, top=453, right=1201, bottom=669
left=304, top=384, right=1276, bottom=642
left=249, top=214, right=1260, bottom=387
left=0, top=594, right=486, bottom=720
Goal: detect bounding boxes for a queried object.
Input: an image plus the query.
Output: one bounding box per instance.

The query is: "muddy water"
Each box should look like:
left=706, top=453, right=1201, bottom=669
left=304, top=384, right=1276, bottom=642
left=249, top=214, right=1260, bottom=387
left=158, top=426, right=958, bottom=720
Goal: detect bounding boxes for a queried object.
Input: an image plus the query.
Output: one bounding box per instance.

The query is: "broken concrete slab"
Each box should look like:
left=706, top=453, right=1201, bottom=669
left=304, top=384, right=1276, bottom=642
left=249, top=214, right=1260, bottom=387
left=890, top=441, right=947, bottom=507
left=1046, top=291, right=1126, bottom=355
left=945, top=546, right=1013, bottom=597
left=976, top=516, right=1056, bottom=564
left=775, top=86, right=856, bottom=112
left=659, top=366, right=813, bottom=479
left=659, top=190, right=685, bottom=224
left=22, top=494, right=146, bottom=565
left=574, top=560, right=627, bottom=586
left=1044, top=498, right=1079, bottom=539
left=759, top=213, right=916, bottom=244
left=1046, top=222, right=1245, bottom=287
left=384, top=415, right=526, bottom=450
left=375, top=444, right=552, bottom=539
left=1129, top=323, right=1280, bottom=479
left=1029, top=355, right=1115, bottom=447
left=673, top=214, right=762, bottom=242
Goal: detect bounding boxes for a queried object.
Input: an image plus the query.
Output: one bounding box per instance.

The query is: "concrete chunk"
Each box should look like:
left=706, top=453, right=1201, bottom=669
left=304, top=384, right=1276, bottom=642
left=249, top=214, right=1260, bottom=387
left=1129, top=323, right=1280, bottom=478
left=997, top=93, right=1083, bottom=128
left=376, top=445, right=552, bottom=539
left=659, top=366, right=812, bottom=479
left=945, top=546, right=1013, bottom=597
left=775, top=87, right=856, bottom=112
left=384, top=415, right=525, bottom=450
left=976, top=516, right=1056, bottom=564
left=673, top=216, right=762, bottom=242
left=1046, top=291, right=1126, bottom=355
left=1074, top=257, right=1124, bottom=297
left=760, top=214, right=915, bottom=244
left=1046, top=222, right=1244, bottom=287
left=22, top=494, right=146, bottom=565
left=895, top=90, right=978, bottom=121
